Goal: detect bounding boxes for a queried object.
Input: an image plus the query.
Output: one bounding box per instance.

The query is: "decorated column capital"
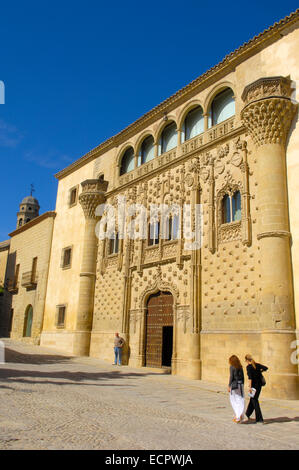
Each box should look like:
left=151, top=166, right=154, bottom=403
left=241, top=76, right=297, bottom=147
left=79, top=179, right=108, bottom=219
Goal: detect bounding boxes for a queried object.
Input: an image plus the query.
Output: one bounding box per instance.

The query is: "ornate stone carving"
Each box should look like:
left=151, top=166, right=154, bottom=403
left=185, top=174, right=194, bottom=187
left=106, top=255, right=119, bottom=268
left=144, top=246, right=160, bottom=264
left=230, top=138, right=244, bottom=167
left=163, top=242, right=177, bottom=259
left=199, top=168, right=210, bottom=182
left=176, top=305, right=191, bottom=334
left=189, top=157, right=201, bottom=174
left=241, top=76, right=292, bottom=106
left=214, top=162, right=225, bottom=175
left=129, top=309, right=143, bottom=335
left=241, top=77, right=297, bottom=147
left=139, top=267, right=179, bottom=310
left=218, top=221, right=242, bottom=243
left=222, top=171, right=243, bottom=190
left=216, top=177, right=242, bottom=246
left=217, top=143, right=229, bottom=159
left=79, top=179, right=108, bottom=219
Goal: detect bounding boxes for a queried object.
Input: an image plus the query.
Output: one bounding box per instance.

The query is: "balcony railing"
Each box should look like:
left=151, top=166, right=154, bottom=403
left=207, top=116, right=235, bottom=142
left=181, top=133, right=204, bottom=156
left=21, top=271, right=38, bottom=288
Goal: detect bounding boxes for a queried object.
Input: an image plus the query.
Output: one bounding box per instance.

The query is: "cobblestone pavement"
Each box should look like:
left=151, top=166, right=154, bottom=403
left=0, top=339, right=298, bottom=450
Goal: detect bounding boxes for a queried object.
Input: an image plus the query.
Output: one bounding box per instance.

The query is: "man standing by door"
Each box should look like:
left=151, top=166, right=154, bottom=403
left=113, top=332, right=125, bottom=365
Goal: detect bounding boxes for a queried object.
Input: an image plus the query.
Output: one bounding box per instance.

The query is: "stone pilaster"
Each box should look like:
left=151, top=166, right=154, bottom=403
left=75, top=179, right=108, bottom=356
left=241, top=76, right=298, bottom=398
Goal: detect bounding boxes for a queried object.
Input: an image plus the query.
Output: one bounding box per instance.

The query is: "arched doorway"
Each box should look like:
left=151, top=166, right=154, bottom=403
left=23, top=305, right=33, bottom=337
left=145, top=291, right=174, bottom=368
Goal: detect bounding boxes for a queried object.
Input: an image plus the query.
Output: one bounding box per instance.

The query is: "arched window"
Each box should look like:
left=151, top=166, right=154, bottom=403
left=209, top=88, right=235, bottom=127
left=159, top=122, right=177, bottom=155
left=222, top=190, right=241, bottom=223
left=120, top=147, right=134, bottom=175
left=138, top=135, right=155, bottom=166
left=23, top=305, right=33, bottom=337
left=182, top=106, right=204, bottom=142
left=18, top=219, right=23, bottom=227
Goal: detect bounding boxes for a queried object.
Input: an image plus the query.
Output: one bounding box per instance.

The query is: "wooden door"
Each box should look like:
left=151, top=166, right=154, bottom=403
left=145, top=291, right=173, bottom=368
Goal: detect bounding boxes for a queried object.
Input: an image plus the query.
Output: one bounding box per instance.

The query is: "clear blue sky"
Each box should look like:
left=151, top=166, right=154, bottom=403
left=0, top=0, right=298, bottom=239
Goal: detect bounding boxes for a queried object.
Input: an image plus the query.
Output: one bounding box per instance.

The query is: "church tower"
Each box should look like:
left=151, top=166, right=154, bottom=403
left=17, top=191, right=40, bottom=228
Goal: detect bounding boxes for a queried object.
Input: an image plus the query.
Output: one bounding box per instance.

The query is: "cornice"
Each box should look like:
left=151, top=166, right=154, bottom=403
left=8, top=211, right=56, bottom=238
left=55, top=9, right=299, bottom=181
left=0, top=240, right=10, bottom=251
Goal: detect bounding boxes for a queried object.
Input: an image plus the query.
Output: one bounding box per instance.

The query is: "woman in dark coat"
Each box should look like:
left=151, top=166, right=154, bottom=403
left=228, top=355, right=245, bottom=423
left=245, top=354, right=268, bottom=424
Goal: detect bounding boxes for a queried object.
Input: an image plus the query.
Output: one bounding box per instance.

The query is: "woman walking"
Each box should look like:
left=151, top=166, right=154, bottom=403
left=245, top=354, right=268, bottom=424
left=228, top=355, right=245, bottom=423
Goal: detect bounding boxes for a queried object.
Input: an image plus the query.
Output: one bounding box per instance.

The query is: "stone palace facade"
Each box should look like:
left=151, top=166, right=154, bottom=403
left=1, top=10, right=299, bottom=399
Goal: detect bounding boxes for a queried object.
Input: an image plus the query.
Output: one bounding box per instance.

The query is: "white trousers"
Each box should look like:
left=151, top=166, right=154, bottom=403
left=230, top=385, right=245, bottom=420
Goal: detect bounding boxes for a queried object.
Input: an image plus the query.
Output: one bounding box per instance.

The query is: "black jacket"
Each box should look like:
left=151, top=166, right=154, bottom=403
left=246, top=363, right=268, bottom=388
left=229, top=366, right=244, bottom=388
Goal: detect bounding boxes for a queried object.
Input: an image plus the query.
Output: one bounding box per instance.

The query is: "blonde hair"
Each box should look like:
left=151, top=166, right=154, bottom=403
left=245, top=354, right=256, bottom=369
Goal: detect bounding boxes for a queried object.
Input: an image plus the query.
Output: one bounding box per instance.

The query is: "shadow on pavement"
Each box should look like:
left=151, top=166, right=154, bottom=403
left=264, top=417, right=299, bottom=424
left=242, top=416, right=299, bottom=425
left=3, top=346, right=74, bottom=365
left=0, top=368, right=141, bottom=387
left=0, top=346, right=166, bottom=388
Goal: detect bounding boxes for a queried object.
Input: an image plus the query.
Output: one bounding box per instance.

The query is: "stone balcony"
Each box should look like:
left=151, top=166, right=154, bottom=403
left=7, top=278, right=19, bottom=293
left=21, top=271, right=38, bottom=289
left=118, top=116, right=236, bottom=187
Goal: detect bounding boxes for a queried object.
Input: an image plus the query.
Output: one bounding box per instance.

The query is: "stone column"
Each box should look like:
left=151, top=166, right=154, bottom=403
left=154, top=141, right=159, bottom=159
left=241, top=76, right=298, bottom=398
left=134, top=153, right=138, bottom=169
left=74, top=178, right=108, bottom=356
left=203, top=113, right=209, bottom=133
left=177, top=128, right=182, bottom=147
left=189, top=182, right=201, bottom=379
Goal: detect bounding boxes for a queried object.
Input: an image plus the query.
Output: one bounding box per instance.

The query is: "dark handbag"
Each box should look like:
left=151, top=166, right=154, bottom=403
left=260, top=373, right=266, bottom=386
left=259, top=365, right=266, bottom=386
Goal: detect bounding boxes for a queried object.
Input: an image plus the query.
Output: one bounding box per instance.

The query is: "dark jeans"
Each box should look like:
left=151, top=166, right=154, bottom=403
left=114, top=347, right=122, bottom=365
left=246, top=385, right=263, bottom=422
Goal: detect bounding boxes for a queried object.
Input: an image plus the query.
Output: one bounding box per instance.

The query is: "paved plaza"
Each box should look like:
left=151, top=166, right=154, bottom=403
left=0, top=339, right=298, bottom=450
